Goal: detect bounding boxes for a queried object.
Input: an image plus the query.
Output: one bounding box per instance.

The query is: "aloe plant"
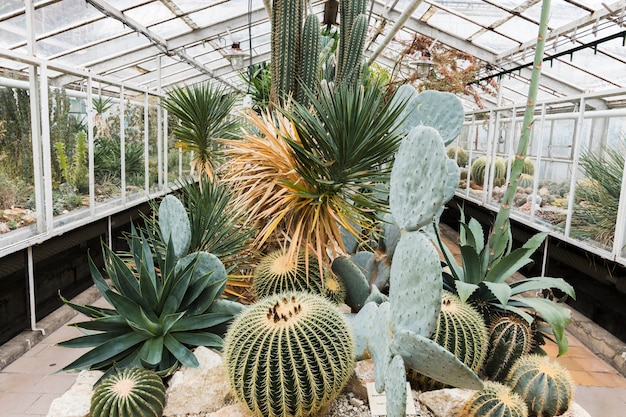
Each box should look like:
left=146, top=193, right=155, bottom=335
left=58, top=196, right=239, bottom=378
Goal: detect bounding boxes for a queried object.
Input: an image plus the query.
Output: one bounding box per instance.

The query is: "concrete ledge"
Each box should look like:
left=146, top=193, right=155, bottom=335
left=566, top=306, right=626, bottom=376
left=0, top=285, right=101, bottom=371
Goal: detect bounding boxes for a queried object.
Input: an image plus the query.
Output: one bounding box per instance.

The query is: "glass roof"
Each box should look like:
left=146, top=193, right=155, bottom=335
left=0, top=0, right=624, bottom=109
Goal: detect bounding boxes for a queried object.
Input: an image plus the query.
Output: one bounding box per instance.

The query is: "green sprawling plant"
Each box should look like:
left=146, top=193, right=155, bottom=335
left=569, top=139, right=625, bottom=248
left=161, top=82, right=240, bottom=179
left=53, top=131, right=88, bottom=193
left=222, top=82, right=408, bottom=266
left=58, top=223, right=234, bottom=378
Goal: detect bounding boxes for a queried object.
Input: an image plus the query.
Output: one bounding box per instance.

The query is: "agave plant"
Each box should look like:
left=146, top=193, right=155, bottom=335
left=161, top=82, right=240, bottom=179
left=434, top=212, right=575, bottom=355
left=58, top=224, right=234, bottom=378
left=221, top=83, right=407, bottom=266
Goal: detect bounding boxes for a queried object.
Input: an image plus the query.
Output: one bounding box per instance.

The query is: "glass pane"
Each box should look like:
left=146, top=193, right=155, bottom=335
left=123, top=98, right=146, bottom=201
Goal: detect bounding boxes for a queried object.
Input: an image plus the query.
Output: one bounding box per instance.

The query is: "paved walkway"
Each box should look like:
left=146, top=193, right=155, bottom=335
left=1, top=225, right=625, bottom=416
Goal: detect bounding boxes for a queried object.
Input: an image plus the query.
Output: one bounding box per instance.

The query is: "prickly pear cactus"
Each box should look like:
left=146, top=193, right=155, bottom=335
left=159, top=194, right=191, bottom=257
left=90, top=367, right=166, bottom=417
left=459, top=381, right=529, bottom=417
left=408, top=291, right=488, bottom=391
left=506, top=355, right=573, bottom=417
left=223, top=291, right=355, bottom=417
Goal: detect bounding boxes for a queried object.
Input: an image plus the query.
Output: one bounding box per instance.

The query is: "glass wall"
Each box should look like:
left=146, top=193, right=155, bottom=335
left=453, top=89, right=626, bottom=266
left=0, top=51, right=189, bottom=259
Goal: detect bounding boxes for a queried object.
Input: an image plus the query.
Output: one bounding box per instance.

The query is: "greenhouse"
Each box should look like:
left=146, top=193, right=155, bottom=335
left=0, top=0, right=626, bottom=416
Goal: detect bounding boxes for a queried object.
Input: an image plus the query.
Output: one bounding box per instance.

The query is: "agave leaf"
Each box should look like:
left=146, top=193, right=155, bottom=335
left=61, top=332, right=148, bottom=371
left=57, top=330, right=129, bottom=349
left=72, top=316, right=130, bottom=332
left=172, top=312, right=233, bottom=332
left=174, top=331, right=223, bottom=347
left=106, top=249, right=145, bottom=305
left=106, top=291, right=160, bottom=334
left=494, top=303, right=534, bottom=323
left=161, top=264, right=196, bottom=317
left=163, top=333, right=199, bottom=368
left=138, top=336, right=164, bottom=365
left=455, top=281, right=479, bottom=303
left=433, top=227, right=463, bottom=282
left=160, top=311, right=186, bottom=334
left=482, top=281, right=512, bottom=307
left=460, top=245, right=483, bottom=285
left=88, top=255, right=116, bottom=308
left=510, top=297, right=571, bottom=356
left=510, top=277, right=576, bottom=299
left=60, top=293, right=114, bottom=319
left=467, top=218, right=485, bottom=252
left=484, top=232, right=546, bottom=283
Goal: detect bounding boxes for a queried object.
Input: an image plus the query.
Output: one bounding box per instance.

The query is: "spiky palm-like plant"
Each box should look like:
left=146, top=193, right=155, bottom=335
left=222, top=83, right=407, bottom=268
left=239, top=62, right=272, bottom=112
left=93, top=96, right=113, bottom=139
left=162, top=82, right=240, bottom=179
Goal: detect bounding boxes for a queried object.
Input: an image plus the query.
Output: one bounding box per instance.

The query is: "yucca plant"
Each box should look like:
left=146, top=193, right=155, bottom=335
left=58, top=225, right=234, bottom=379
left=239, top=62, right=272, bottom=112
left=93, top=96, right=113, bottom=139
left=161, top=82, right=240, bottom=179
left=222, top=83, right=407, bottom=267
left=435, top=212, right=575, bottom=356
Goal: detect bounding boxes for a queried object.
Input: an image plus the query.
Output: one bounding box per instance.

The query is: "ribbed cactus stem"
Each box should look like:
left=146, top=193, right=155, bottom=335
left=459, top=381, right=529, bottom=417
left=337, top=0, right=367, bottom=81
left=484, top=314, right=534, bottom=382
left=270, top=0, right=303, bottom=105
left=223, top=292, right=355, bottom=417
left=506, top=354, right=573, bottom=417
left=298, top=13, right=321, bottom=106
left=90, top=368, right=166, bottom=417
left=338, top=13, right=367, bottom=87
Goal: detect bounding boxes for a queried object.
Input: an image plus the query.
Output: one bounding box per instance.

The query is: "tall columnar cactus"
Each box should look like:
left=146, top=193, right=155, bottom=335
left=337, top=0, right=367, bottom=83
left=253, top=249, right=344, bottom=303
left=409, top=291, right=488, bottom=391
left=352, top=120, right=483, bottom=417
left=270, top=0, right=304, bottom=105
left=223, top=291, right=355, bottom=417
left=297, top=13, right=321, bottom=107
left=459, top=381, right=529, bottom=417
left=336, top=13, right=368, bottom=87
left=506, top=355, right=574, bottom=417
left=90, top=368, right=166, bottom=417
left=483, top=314, right=534, bottom=382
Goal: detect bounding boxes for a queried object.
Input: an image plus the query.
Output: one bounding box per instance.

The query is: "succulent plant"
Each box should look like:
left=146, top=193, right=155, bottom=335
left=59, top=195, right=235, bottom=378
left=447, top=146, right=468, bottom=167
left=506, top=354, right=574, bottom=417
left=408, top=291, right=488, bottom=391
left=253, top=249, right=344, bottom=303
left=223, top=291, right=355, bottom=417
left=90, top=367, right=166, bottom=417
left=470, top=156, right=506, bottom=187
left=471, top=157, right=487, bottom=186
left=483, top=314, right=534, bottom=382
left=517, top=173, right=535, bottom=189
left=459, top=381, right=528, bottom=417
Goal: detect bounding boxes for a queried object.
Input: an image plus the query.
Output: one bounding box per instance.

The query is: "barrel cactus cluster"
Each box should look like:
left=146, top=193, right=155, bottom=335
left=470, top=156, right=507, bottom=187
left=483, top=314, right=534, bottom=382
left=90, top=367, right=166, bottom=417
left=222, top=291, right=355, bottom=417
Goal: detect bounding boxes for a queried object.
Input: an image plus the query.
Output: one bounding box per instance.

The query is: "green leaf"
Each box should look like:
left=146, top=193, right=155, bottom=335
left=163, top=333, right=199, bottom=368
left=172, top=312, right=233, bottom=332
left=173, top=332, right=223, bottom=347
left=57, top=331, right=129, bottom=349
left=510, top=277, right=576, bottom=299
left=106, top=291, right=160, bottom=335
left=467, top=218, right=485, bottom=252
left=72, top=316, right=130, bottom=332
left=460, top=245, right=483, bottom=285
left=511, top=297, right=571, bottom=356
left=484, top=232, right=546, bottom=283
left=433, top=226, right=463, bottom=281
left=455, top=281, right=479, bottom=303
left=138, top=336, right=164, bottom=365
left=61, top=332, right=148, bottom=371
left=482, top=281, right=512, bottom=307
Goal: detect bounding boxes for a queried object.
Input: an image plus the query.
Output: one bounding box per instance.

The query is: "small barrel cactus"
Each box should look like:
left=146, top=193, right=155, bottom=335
left=494, top=157, right=507, bottom=182
left=90, top=367, right=166, bottom=417
left=408, top=291, right=488, bottom=391
left=447, top=146, right=468, bottom=167
left=506, top=354, right=574, bottom=417
left=517, top=173, right=534, bottom=189
left=253, top=250, right=344, bottom=303
left=470, top=157, right=487, bottom=186
left=223, top=291, right=355, bottom=417
left=483, top=314, right=534, bottom=382
left=459, top=381, right=528, bottom=417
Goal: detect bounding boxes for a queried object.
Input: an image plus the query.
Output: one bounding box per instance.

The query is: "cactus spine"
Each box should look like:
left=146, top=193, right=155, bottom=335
left=223, top=291, right=355, bottom=417
left=506, top=354, right=574, bottom=417
left=459, top=381, right=529, bottom=417
left=90, top=368, right=166, bottom=417
left=483, top=314, right=534, bottom=382
left=298, top=13, right=321, bottom=107
left=409, top=292, right=488, bottom=391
